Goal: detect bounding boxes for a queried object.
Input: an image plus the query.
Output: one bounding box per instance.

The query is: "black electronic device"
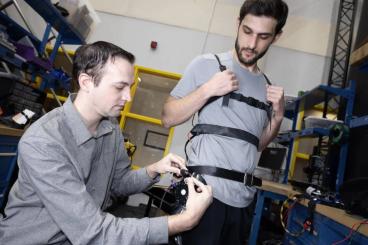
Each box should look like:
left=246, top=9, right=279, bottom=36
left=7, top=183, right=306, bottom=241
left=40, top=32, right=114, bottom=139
left=144, top=169, right=207, bottom=215
left=173, top=169, right=207, bottom=213
left=0, top=73, right=45, bottom=120
left=340, top=178, right=368, bottom=218
left=144, top=169, right=207, bottom=245
left=258, top=147, right=287, bottom=170
left=288, top=179, right=321, bottom=192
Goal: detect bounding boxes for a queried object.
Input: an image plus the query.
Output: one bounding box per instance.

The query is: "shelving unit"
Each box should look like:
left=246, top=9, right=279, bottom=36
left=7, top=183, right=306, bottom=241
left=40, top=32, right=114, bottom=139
left=0, top=0, right=86, bottom=211
left=0, top=11, right=40, bottom=48
left=0, top=125, right=23, bottom=210
left=280, top=80, right=356, bottom=192
left=350, top=114, right=368, bottom=128
left=24, top=0, right=85, bottom=45
left=281, top=42, right=368, bottom=193
left=0, top=0, right=85, bottom=89
left=349, top=60, right=368, bottom=129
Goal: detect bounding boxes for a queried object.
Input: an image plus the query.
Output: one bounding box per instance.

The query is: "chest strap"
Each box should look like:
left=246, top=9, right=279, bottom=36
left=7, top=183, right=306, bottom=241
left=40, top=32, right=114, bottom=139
left=190, top=123, right=259, bottom=147
left=188, top=165, right=262, bottom=187
left=184, top=124, right=259, bottom=161
left=202, top=92, right=272, bottom=121
left=210, top=54, right=272, bottom=122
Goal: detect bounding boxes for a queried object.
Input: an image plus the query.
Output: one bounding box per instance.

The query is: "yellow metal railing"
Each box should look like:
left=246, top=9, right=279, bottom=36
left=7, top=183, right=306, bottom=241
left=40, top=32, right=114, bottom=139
left=119, top=65, right=181, bottom=168
left=46, top=93, right=67, bottom=102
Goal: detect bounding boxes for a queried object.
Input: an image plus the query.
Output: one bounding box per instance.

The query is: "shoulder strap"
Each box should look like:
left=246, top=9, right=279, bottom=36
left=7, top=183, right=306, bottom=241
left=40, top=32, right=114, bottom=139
left=263, top=73, right=272, bottom=85
left=214, top=54, right=231, bottom=106
left=214, top=54, right=227, bottom=71
left=262, top=73, right=273, bottom=128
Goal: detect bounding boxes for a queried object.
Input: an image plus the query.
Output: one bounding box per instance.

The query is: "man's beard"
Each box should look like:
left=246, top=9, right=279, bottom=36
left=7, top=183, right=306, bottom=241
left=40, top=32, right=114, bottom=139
left=235, top=36, right=269, bottom=67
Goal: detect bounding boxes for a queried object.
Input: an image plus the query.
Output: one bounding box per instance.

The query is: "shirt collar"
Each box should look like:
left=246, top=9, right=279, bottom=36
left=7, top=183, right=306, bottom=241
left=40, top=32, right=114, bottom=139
left=63, top=94, right=114, bottom=146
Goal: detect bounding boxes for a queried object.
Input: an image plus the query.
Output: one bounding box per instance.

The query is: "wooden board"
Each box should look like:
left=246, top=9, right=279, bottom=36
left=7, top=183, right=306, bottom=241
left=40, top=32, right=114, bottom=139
left=260, top=180, right=300, bottom=197
left=350, top=41, right=368, bottom=66
left=259, top=180, right=368, bottom=236
left=0, top=124, right=24, bottom=137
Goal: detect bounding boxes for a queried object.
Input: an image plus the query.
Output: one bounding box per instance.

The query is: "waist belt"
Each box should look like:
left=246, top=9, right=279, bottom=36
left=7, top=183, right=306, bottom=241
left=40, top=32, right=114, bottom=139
left=190, top=124, right=259, bottom=147
left=188, top=165, right=262, bottom=187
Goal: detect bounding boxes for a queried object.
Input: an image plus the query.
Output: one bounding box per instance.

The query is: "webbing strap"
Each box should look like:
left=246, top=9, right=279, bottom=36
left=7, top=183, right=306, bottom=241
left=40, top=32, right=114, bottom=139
left=214, top=54, right=226, bottom=72
left=190, top=124, right=259, bottom=147
left=184, top=124, right=259, bottom=161
left=188, top=165, right=262, bottom=187
left=200, top=92, right=272, bottom=121
left=214, top=54, right=230, bottom=106
left=211, top=54, right=272, bottom=114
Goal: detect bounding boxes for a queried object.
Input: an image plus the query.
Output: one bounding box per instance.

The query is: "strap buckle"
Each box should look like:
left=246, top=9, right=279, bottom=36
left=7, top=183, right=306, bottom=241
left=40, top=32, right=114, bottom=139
left=243, top=173, right=254, bottom=186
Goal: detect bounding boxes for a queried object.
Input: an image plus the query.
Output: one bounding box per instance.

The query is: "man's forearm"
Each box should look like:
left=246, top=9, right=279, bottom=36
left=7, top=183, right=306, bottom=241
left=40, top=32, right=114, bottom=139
left=167, top=213, right=192, bottom=235
left=162, top=84, right=211, bottom=128
left=258, top=116, right=283, bottom=151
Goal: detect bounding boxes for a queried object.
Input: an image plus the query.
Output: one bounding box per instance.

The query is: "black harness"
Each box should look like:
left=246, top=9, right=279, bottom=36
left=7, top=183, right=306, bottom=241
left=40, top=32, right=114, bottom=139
left=184, top=54, right=271, bottom=187
left=200, top=54, right=273, bottom=119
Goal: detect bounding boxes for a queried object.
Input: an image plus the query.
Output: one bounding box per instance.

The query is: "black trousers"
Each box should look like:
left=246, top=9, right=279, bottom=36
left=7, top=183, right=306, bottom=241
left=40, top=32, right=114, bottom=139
left=181, top=198, right=253, bottom=245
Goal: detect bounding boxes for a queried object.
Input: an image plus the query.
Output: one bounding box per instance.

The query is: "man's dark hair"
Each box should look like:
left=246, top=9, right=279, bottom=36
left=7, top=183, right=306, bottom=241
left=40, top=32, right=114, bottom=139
left=239, top=0, right=288, bottom=35
left=72, top=41, right=135, bottom=86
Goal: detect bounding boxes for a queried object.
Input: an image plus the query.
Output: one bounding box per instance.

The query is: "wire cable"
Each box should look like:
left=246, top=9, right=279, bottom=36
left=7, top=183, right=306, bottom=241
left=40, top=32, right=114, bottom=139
left=331, top=220, right=368, bottom=245
left=348, top=222, right=366, bottom=245
left=200, top=0, right=218, bottom=54
left=280, top=195, right=306, bottom=237
left=158, top=188, right=168, bottom=211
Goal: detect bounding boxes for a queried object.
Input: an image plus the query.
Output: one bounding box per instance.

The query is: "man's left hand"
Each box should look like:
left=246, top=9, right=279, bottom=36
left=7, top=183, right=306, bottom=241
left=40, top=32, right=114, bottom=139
left=266, top=84, right=285, bottom=121
left=146, top=153, right=186, bottom=179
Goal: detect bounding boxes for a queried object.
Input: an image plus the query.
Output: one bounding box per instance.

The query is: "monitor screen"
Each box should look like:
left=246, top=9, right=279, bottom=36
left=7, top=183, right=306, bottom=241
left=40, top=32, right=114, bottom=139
left=258, top=147, right=287, bottom=170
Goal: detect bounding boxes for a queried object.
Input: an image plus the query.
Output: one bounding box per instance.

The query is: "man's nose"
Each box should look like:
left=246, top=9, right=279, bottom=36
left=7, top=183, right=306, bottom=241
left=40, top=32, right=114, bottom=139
left=122, top=88, right=131, bottom=102
left=248, top=35, right=258, bottom=49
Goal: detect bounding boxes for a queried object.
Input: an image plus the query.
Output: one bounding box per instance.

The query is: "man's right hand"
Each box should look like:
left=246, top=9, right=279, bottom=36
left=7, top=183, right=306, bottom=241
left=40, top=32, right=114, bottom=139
left=203, top=70, right=239, bottom=97
left=161, top=70, right=238, bottom=128
left=183, top=177, right=212, bottom=224
left=167, top=177, right=212, bottom=235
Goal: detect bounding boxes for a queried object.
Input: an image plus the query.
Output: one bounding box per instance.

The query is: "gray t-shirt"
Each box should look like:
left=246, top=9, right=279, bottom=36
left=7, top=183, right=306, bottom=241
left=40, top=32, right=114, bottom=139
left=171, top=51, right=268, bottom=208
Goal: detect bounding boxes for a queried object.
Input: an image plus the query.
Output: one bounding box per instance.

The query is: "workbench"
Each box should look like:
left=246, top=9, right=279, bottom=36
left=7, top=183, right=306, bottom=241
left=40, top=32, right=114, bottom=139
left=249, top=180, right=368, bottom=244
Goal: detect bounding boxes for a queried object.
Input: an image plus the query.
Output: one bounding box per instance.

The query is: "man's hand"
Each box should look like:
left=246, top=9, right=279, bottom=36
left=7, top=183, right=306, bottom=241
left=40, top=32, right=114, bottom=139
left=146, top=153, right=186, bottom=179
left=266, top=84, right=285, bottom=121
left=203, top=70, right=239, bottom=97
left=168, top=177, right=213, bottom=235
left=183, top=177, right=212, bottom=223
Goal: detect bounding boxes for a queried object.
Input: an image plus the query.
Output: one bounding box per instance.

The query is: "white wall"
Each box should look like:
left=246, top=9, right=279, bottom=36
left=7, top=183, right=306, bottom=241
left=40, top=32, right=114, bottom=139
left=88, top=12, right=208, bottom=74
left=89, top=0, right=339, bottom=57
left=4, top=0, right=343, bottom=161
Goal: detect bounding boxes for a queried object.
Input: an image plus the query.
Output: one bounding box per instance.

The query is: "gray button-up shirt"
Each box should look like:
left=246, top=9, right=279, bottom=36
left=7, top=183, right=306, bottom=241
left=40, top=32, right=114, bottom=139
left=0, top=95, right=168, bottom=245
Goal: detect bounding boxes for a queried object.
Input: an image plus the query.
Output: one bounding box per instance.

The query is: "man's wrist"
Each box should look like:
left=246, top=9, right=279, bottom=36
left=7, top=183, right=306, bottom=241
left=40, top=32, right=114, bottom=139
left=146, top=165, right=159, bottom=179
left=199, top=82, right=213, bottom=100
left=168, top=211, right=195, bottom=235
left=273, top=112, right=284, bottom=123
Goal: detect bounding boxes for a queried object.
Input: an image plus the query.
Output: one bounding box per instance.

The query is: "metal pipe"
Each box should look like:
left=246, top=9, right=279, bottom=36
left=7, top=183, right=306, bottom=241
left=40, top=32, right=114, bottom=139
left=12, top=0, right=37, bottom=36
left=50, top=88, right=63, bottom=107
left=51, top=29, right=73, bottom=65
left=0, top=153, right=17, bottom=156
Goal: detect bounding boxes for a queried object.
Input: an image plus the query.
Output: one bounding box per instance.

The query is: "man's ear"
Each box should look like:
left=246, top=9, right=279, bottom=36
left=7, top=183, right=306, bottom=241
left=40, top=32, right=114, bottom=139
left=78, top=73, right=93, bottom=92
left=272, top=31, right=283, bottom=43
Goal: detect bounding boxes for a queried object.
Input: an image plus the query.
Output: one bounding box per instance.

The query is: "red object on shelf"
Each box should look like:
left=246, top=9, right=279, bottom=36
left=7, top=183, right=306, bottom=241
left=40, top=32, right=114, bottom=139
left=150, top=41, right=158, bottom=49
